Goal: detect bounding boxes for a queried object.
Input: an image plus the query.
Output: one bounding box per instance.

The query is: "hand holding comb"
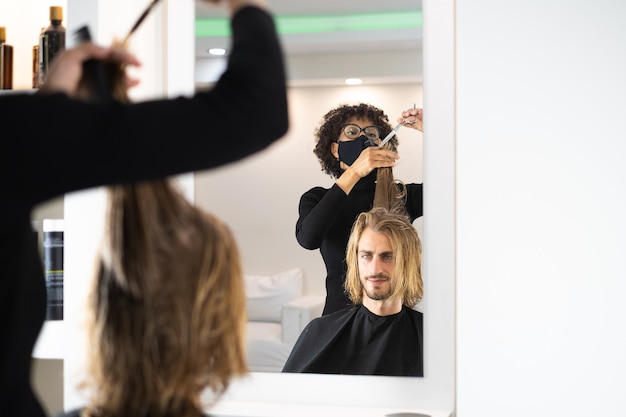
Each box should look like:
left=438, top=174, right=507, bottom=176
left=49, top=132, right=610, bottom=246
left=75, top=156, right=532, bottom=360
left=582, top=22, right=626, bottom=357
left=72, top=0, right=163, bottom=103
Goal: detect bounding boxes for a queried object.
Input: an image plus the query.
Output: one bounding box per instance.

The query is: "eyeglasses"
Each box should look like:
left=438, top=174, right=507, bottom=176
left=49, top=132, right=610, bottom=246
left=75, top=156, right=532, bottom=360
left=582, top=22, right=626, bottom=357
left=341, top=124, right=382, bottom=141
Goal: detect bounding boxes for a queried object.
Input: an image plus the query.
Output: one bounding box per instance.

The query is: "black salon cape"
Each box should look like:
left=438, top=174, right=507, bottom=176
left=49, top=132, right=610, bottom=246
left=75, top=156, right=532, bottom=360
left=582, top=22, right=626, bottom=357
left=0, top=7, right=287, bottom=417
left=282, top=304, right=423, bottom=376
left=296, top=172, right=423, bottom=316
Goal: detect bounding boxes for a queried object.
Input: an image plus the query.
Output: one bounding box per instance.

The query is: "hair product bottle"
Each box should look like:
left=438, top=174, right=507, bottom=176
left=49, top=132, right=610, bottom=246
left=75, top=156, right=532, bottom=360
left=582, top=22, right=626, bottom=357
left=43, top=219, right=64, bottom=321
left=32, top=45, right=40, bottom=88
left=38, top=6, right=66, bottom=86
left=0, top=26, right=13, bottom=89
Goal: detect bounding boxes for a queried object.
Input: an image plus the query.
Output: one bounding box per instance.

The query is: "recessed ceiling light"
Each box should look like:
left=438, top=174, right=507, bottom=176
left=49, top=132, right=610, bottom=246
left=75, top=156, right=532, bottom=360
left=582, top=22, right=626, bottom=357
left=345, top=78, right=363, bottom=85
left=208, top=48, right=226, bottom=56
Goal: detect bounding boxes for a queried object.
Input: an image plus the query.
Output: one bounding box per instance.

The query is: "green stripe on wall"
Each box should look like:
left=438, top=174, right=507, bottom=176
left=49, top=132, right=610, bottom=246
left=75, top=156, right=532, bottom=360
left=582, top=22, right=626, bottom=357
left=196, top=11, right=422, bottom=37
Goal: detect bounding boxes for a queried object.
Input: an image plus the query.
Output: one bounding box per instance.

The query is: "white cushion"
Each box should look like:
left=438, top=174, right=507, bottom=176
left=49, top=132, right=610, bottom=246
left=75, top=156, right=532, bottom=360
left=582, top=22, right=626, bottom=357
left=246, top=322, right=293, bottom=372
left=245, top=268, right=303, bottom=323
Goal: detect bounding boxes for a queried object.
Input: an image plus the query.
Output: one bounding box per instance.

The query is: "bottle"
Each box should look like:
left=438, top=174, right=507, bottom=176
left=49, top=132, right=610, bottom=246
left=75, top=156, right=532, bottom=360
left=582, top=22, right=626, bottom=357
left=0, top=26, right=13, bottom=90
left=38, top=6, right=66, bottom=86
left=33, top=45, right=40, bottom=88
left=43, top=219, right=64, bottom=321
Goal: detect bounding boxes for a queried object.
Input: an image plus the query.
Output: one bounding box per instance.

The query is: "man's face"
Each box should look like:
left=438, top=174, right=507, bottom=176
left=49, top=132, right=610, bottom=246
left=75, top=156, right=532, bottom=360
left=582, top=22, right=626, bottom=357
left=357, top=227, right=395, bottom=301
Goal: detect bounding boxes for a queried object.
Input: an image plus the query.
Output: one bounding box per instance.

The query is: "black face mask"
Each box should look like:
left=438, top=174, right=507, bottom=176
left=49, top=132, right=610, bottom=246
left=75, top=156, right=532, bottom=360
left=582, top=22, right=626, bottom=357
left=337, top=135, right=377, bottom=166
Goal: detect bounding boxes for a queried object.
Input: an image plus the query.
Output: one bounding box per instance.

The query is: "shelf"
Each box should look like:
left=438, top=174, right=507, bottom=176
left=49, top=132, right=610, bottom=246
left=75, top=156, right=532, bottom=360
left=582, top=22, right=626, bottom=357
left=0, top=89, right=36, bottom=95
left=32, top=319, right=66, bottom=359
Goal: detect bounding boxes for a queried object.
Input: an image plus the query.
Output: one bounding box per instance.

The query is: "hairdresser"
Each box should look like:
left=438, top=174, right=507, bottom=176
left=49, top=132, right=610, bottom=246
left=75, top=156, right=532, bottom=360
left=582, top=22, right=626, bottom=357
left=0, top=0, right=287, bottom=415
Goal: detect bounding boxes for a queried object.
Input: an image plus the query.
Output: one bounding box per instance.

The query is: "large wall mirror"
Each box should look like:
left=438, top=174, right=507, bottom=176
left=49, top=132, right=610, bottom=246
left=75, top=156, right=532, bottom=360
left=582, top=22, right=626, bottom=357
left=193, top=0, right=455, bottom=413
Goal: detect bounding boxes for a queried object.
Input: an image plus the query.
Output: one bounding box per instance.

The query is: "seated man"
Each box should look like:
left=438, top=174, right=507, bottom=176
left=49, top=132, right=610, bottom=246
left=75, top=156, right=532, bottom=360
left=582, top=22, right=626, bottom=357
left=282, top=206, right=424, bottom=376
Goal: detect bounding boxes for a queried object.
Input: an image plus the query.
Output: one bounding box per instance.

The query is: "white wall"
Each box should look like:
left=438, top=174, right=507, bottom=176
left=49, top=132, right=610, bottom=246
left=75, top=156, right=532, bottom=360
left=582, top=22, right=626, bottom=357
left=194, top=82, right=424, bottom=297
left=454, top=1, right=626, bottom=416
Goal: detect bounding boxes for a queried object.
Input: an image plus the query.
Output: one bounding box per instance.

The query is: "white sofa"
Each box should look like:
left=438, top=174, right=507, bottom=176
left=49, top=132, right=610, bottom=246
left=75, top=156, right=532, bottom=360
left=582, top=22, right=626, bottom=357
left=244, top=268, right=324, bottom=372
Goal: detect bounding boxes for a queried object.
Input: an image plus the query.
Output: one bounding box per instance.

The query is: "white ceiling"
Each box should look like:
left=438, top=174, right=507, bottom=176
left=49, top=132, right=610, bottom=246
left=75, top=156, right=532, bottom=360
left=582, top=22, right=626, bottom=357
left=194, top=0, right=423, bottom=85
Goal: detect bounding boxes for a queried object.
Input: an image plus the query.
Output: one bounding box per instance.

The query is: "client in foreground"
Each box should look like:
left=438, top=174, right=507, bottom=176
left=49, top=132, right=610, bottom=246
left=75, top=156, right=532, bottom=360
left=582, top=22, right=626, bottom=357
left=282, top=206, right=424, bottom=376
left=56, top=181, right=248, bottom=417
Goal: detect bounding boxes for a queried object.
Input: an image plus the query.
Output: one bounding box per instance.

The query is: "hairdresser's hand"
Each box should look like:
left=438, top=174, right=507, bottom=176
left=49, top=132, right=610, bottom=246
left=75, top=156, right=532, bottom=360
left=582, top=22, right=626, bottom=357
left=398, top=107, right=423, bottom=132
left=336, top=146, right=399, bottom=194
left=38, top=42, right=141, bottom=98
left=199, top=0, right=268, bottom=15
left=349, top=146, right=399, bottom=176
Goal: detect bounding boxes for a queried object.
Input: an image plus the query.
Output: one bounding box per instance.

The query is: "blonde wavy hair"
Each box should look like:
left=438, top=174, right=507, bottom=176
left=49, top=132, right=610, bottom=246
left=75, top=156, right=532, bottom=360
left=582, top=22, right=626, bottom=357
left=79, top=180, right=248, bottom=417
left=344, top=207, right=423, bottom=307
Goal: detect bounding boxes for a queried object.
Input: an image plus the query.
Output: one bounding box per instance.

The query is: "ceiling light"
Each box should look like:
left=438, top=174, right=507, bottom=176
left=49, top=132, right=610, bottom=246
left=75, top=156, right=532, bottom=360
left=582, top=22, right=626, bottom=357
left=345, top=78, right=363, bottom=85
left=208, top=48, right=226, bottom=56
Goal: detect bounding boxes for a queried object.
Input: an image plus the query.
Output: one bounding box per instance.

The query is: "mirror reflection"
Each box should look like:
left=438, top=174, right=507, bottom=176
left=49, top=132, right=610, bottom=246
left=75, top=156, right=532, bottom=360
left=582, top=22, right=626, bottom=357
left=194, top=0, right=423, bottom=375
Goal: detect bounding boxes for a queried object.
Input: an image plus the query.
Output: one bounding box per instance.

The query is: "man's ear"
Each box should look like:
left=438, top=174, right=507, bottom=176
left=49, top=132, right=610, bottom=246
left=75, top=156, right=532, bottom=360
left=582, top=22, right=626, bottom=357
left=331, top=142, right=339, bottom=159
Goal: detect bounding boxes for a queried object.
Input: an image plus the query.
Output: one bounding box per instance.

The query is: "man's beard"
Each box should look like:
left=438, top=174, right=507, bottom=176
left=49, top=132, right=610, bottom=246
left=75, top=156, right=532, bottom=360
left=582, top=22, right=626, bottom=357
left=361, top=273, right=392, bottom=300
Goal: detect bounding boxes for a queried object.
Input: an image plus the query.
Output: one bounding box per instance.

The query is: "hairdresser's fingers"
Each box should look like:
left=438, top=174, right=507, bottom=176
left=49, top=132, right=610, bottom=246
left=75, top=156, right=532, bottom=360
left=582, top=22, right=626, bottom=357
left=350, top=147, right=398, bottom=176
left=106, top=47, right=141, bottom=68
left=398, top=108, right=423, bottom=132
left=38, top=44, right=107, bottom=95
left=125, top=76, right=141, bottom=89
left=39, top=42, right=141, bottom=96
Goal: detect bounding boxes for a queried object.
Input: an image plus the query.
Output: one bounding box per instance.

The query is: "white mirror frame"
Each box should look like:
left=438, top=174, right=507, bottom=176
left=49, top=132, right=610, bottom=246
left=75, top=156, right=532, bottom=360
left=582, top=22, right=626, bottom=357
left=209, top=0, right=456, bottom=415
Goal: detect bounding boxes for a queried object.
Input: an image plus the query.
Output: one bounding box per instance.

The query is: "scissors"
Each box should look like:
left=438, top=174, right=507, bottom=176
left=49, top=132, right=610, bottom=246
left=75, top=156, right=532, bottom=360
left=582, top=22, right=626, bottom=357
left=378, top=103, right=418, bottom=148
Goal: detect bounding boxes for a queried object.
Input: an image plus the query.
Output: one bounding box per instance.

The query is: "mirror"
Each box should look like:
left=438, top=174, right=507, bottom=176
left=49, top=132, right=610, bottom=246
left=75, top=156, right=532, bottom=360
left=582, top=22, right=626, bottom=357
left=194, top=0, right=424, bottom=376
left=192, top=0, right=455, bottom=412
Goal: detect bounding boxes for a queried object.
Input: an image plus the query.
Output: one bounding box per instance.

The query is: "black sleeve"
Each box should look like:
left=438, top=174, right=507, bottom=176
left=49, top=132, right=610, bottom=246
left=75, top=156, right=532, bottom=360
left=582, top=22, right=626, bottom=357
left=1, top=6, right=288, bottom=207
left=405, top=183, right=424, bottom=221
left=295, top=184, right=347, bottom=249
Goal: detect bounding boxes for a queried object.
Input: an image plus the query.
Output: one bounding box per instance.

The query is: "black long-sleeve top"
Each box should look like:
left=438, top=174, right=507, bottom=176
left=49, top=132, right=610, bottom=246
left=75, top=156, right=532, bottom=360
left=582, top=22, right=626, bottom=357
left=295, top=172, right=423, bottom=315
left=0, top=7, right=288, bottom=417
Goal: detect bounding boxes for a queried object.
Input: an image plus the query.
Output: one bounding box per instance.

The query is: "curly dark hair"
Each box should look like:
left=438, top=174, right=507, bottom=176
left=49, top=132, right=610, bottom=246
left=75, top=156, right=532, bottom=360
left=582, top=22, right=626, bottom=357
left=313, top=103, right=399, bottom=178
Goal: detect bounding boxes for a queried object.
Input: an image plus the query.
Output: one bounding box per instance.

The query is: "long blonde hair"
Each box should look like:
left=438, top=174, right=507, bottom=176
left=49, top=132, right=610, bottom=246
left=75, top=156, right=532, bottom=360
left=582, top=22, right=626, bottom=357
left=344, top=207, right=423, bottom=307
left=373, top=166, right=407, bottom=214
left=80, top=180, right=248, bottom=417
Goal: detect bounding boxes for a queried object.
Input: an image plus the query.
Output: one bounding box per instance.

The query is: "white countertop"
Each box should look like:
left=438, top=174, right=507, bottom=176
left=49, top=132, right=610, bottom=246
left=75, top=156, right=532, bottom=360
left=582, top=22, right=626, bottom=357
left=208, top=400, right=452, bottom=417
